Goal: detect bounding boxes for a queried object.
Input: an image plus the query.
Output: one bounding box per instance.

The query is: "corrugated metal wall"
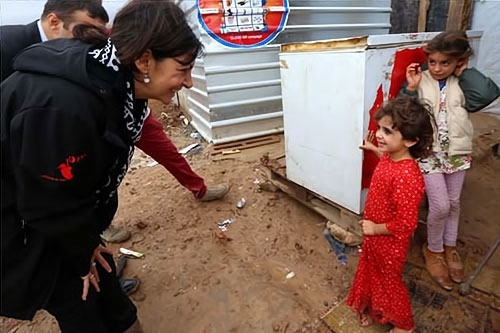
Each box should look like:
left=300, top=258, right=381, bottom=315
left=185, top=0, right=392, bottom=144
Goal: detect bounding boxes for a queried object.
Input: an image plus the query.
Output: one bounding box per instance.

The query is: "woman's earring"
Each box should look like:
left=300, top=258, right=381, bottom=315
left=143, top=72, right=151, bottom=84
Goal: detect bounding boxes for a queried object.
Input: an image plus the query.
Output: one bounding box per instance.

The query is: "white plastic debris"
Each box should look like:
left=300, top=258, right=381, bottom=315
left=236, top=198, right=246, bottom=209
left=119, top=247, right=144, bottom=258
left=179, top=143, right=200, bottom=155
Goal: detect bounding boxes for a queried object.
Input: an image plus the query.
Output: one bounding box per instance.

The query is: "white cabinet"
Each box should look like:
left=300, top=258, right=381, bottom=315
left=279, top=32, right=482, bottom=214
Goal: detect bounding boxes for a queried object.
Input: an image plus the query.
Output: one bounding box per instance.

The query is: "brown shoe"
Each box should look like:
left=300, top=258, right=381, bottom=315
left=444, top=246, right=465, bottom=283
left=422, top=244, right=453, bottom=291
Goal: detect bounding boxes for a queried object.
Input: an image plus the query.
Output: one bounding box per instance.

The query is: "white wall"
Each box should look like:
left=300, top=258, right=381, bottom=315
left=471, top=0, right=500, bottom=114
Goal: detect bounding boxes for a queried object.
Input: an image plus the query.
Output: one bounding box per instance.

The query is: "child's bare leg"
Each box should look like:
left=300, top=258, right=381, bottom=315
left=388, top=327, right=413, bottom=333
left=359, top=312, right=373, bottom=327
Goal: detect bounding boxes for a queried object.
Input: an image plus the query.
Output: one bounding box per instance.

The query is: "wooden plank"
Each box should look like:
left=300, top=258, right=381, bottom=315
left=447, top=0, right=473, bottom=30
left=418, top=0, right=431, bottom=32
left=460, top=0, right=474, bottom=30
left=211, top=135, right=281, bottom=155
left=449, top=0, right=474, bottom=30
left=262, top=164, right=363, bottom=239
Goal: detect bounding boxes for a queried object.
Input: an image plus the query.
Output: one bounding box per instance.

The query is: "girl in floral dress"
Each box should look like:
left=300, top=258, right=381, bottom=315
left=348, top=97, right=435, bottom=333
left=403, top=31, right=500, bottom=291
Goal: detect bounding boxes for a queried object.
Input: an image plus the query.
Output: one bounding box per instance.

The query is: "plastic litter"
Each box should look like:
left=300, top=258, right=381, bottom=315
left=179, top=143, right=200, bottom=155
left=119, top=247, right=144, bottom=259
left=236, top=198, right=246, bottom=209
left=217, top=218, right=235, bottom=232
left=190, top=132, right=201, bottom=140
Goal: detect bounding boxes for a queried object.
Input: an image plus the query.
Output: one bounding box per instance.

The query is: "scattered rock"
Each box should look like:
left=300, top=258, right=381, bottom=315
left=131, top=291, right=146, bottom=302
left=136, top=221, right=147, bottom=229
left=259, top=181, right=279, bottom=192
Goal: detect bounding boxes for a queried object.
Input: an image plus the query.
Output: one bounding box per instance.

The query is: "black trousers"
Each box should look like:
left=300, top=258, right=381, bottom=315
left=45, top=253, right=137, bottom=333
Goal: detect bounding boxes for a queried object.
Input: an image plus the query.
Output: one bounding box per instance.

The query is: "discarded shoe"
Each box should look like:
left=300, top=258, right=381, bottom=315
left=101, top=225, right=131, bottom=243
left=120, top=278, right=140, bottom=296
left=116, top=255, right=128, bottom=278
left=199, top=183, right=230, bottom=202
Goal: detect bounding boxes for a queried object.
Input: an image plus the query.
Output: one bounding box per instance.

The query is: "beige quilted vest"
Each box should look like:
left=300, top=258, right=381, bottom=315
left=417, top=70, right=473, bottom=155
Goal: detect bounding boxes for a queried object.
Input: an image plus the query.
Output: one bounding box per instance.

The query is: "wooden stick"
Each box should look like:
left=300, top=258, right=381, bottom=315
left=418, top=0, right=431, bottom=32
left=447, top=0, right=473, bottom=30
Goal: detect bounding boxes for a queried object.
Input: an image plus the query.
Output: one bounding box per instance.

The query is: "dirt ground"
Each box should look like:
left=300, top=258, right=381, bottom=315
left=2, top=102, right=500, bottom=333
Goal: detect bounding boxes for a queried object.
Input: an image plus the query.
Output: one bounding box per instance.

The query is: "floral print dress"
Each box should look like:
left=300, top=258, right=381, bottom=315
left=419, top=81, right=471, bottom=174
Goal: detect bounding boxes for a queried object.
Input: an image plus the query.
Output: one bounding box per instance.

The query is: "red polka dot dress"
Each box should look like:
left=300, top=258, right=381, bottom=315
left=346, top=154, right=425, bottom=331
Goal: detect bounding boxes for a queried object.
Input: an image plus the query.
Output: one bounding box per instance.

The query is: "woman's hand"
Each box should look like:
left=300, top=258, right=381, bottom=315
left=454, top=59, right=468, bottom=77
left=406, top=63, right=422, bottom=91
left=92, top=244, right=113, bottom=274
left=81, top=269, right=100, bottom=301
left=80, top=244, right=113, bottom=300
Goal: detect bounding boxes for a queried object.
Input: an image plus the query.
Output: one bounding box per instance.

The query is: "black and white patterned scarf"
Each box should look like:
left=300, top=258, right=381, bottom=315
left=88, top=38, right=148, bottom=205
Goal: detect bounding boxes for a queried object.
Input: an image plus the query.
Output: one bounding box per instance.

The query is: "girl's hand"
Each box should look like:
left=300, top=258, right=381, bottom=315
left=360, top=131, right=382, bottom=158
left=454, top=59, right=468, bottom=77
left=359, top=131, right=377, bottom=152
left=406, top=63, right=422, bottom=91
left=359, top=219, right=377, bottom=235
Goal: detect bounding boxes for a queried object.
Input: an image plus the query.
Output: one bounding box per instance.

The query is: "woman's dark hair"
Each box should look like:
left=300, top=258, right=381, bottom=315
left=375, top=97, right=435, bottom=159
left=73, top=0, right=203, bottom=69
left=72, top=23, right=109, bottom=46
left=424, top=30, right=473, bottom=60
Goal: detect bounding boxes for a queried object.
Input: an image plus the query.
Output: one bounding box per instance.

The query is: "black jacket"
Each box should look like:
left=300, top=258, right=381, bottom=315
left=0, top=20, right=42, bottom=82
left=1, top=39, right=133, bottom=319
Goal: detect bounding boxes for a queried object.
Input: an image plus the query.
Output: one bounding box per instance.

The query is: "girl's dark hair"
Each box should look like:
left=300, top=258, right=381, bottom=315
left=424, top=30, right=473, bottom=60
left=375, top=97, right=435, bottom=159
left=73, top=0, right=203, bottom=69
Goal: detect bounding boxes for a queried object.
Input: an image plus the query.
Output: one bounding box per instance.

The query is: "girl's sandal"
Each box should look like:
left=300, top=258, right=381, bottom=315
left=359, top=313, right=373, bottom=327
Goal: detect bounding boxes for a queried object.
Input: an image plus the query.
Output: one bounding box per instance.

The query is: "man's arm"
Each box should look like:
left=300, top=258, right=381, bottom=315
left=135, top=114, right=206, bottom=198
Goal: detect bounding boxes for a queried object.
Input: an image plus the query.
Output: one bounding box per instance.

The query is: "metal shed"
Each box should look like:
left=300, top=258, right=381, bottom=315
left=183, top=0, right=392, bottom=144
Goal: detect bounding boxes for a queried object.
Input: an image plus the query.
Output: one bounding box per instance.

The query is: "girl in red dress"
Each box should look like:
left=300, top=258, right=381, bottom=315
left=346, top=97, right=435, bottom=333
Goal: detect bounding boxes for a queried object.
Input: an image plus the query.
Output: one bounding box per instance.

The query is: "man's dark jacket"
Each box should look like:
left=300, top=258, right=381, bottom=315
left=0, top=21, right=42, bottom=82
left=1, top=38, right=132, bottom=319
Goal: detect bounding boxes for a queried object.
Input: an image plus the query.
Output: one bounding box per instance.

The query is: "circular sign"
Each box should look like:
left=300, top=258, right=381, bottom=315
left=197, top=0, right=290, bottom=48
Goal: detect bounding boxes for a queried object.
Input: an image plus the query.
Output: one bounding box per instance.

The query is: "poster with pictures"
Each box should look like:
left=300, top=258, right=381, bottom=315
left=197, top=0, right=289, bottom=48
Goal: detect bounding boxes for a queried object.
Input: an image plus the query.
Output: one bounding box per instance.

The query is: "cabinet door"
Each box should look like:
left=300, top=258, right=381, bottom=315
left=281, top=51, right=366, bottom=214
